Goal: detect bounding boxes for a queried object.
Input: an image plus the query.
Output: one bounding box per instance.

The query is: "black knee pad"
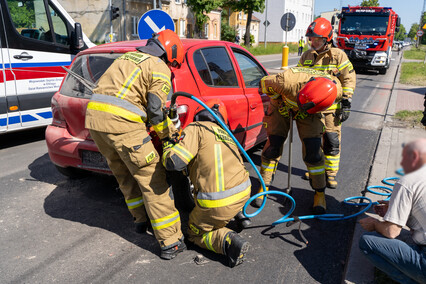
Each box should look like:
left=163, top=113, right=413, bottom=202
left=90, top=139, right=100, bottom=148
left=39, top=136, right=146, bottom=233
left=303, top=137, right=322, bottom=164
left=263, top=135, right=285, bottom=159
left=323, top=132, right=340, bottom=155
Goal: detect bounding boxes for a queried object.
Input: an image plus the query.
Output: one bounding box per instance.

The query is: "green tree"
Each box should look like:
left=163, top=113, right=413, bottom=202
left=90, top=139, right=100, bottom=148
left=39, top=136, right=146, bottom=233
left=220, top=8, right=237, bottom=42
left=360, top=0, right=380, bottom=6
left=187, top=0, right=223, bottom=38
left=408, top=23, right=419, bottom=39
left=8, top=1, right=35, bottom=29
left=395, top=24, right=406, bottom=41
left=225, top=0, right=265, bottom=46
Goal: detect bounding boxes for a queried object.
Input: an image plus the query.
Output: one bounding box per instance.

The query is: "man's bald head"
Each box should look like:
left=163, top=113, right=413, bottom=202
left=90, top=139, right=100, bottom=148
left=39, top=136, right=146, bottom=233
left=401, top=138, right=426, bottom=174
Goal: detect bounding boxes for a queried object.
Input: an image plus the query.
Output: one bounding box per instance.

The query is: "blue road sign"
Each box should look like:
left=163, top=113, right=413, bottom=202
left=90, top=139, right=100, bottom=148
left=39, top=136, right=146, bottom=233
left=138, top=10, right=175, bottom=40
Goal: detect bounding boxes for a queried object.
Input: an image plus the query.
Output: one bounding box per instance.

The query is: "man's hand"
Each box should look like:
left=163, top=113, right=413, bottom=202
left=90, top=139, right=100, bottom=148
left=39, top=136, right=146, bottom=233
left=339, top=98, right=351, bottom=122
left=359, top=217, right=377, bottom=232
left=373, top=200, right=389, bottom=217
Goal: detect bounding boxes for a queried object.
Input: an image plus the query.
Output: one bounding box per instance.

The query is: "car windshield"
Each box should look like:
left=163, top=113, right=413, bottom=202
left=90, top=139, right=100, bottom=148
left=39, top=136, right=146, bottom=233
left=340, top=14, right=389, bottom=35
left=60, top=53, right=121, bottom=99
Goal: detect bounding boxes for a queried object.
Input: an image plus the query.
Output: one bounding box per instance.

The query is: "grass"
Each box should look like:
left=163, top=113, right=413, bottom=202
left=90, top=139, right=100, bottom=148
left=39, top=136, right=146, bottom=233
left=245, top=42, right=305, bottom=56
left=399, top=62, right=426, bottom=85
left=403, top=45, right=426, bottom=60
left=394, top=110, right=424, bottom=127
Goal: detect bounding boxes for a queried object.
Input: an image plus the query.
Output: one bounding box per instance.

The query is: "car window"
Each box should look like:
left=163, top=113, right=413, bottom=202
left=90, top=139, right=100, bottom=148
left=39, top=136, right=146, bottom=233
left=233, top=49, right=267, bottom=87
left=60, top=53, right=121, bottom=99
left=193, top=47, right=238, bottom=87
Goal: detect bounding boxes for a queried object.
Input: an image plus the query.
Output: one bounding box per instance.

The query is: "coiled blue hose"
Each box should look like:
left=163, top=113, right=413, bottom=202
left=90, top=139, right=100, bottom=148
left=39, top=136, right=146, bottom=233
left=170, top=92, right=404, bottom=226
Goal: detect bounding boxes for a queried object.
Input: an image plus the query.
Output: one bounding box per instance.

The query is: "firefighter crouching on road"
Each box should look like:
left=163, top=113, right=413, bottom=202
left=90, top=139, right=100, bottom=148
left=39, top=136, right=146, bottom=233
left=253, top=67, right=342, bottom=214
left=162, top=100, right=251, bottom=267
left=297, top=17, right=356, bottom=189
left=85, top=30, right=186, bottom=260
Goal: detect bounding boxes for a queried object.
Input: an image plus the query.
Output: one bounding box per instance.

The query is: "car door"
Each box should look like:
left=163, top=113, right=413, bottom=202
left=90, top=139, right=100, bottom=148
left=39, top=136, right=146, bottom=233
left=0, top=2, right=19, bottom=133
left=186, top=44, right=249, bottom=146
left=3, top=0, right=77, bottom=131
left=231, top=47, right=269, bottom=149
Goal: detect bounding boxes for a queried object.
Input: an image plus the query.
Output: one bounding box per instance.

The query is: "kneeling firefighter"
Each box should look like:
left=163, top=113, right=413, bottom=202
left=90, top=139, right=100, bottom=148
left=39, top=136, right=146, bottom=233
left=162, top=100, right=251, bottom=267
left=253, top=67, right=342, bottom=214
left=85, top=30, right=185, bottom=260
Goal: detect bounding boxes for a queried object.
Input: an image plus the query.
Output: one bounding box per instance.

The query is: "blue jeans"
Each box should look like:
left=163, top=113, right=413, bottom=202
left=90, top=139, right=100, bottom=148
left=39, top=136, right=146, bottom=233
left=359, top=232, right=426, bottom=284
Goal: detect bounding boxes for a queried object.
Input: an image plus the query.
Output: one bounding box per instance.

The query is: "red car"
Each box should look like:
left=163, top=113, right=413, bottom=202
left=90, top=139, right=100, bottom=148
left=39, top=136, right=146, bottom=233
left=46, top=39, right=269, bottom=208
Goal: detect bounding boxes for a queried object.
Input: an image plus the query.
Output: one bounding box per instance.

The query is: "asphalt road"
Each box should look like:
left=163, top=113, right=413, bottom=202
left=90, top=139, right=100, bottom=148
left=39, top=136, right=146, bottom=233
left=0, top=53, right=400, bottom=284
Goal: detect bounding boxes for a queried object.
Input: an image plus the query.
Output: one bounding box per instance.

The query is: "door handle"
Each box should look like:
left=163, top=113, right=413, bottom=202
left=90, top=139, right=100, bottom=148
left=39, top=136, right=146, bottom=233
left=250, top=103, right=257, bottom=110
left=13, top=52, right=33, bottom=60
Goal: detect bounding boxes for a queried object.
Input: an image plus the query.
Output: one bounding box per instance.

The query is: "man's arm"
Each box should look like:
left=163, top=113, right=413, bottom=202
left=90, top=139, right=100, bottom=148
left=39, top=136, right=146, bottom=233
left=359, top=217, right=402, bottom=239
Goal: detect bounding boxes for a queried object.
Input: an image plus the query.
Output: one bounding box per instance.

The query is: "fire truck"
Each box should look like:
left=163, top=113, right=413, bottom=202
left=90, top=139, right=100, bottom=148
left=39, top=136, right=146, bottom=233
left=333, top=6, right=400, bottom=74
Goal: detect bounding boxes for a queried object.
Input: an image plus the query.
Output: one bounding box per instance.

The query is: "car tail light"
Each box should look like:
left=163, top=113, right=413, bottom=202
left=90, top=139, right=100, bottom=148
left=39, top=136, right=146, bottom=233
left=177, top=104, right=189, bottom=125
left=51, top=95, right=67, bottom=128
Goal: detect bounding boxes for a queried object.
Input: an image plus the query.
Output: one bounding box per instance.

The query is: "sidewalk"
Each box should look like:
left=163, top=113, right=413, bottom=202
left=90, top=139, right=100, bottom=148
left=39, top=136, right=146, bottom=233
left=343, top=55, right=426, bottom=283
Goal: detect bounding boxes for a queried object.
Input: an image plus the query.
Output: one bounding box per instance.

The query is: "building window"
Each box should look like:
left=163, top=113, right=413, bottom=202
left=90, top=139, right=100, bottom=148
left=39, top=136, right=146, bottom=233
left=213, top=23, right=217, bottom=38
left=204, top=23, right=209, bottom=38
left=132, top=16, right=139, bottom=36
left=175, top=0, right=181, bottom=4
left=179, top=19, right=186, bottom=37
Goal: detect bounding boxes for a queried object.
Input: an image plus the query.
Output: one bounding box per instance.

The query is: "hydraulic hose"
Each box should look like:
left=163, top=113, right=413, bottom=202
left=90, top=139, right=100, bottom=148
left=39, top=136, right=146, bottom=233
left=169, top=92, right=402, bottom=226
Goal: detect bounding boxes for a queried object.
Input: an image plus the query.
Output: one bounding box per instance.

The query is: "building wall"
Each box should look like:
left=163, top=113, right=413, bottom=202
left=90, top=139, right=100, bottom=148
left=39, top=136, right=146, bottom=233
left=254, top=0, right=314, bottom=44
left=228, top=10, right=260, bottom=45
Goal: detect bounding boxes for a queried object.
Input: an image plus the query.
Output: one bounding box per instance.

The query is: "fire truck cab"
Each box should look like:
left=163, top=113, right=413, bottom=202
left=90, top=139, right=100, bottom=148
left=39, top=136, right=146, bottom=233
left=334, top=6, right=400, bottom=74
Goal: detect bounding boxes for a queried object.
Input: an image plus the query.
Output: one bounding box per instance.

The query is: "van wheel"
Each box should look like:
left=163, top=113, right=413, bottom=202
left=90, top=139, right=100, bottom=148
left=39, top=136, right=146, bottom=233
left=169, top=171, right=195, bottom=212
left=55, top=165, right=88, bottom=179
left=378, top=68, right=387, bottom=75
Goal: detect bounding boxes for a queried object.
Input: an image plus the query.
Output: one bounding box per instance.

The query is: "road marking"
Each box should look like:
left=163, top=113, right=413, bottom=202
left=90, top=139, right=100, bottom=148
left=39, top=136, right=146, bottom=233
left=144, top=16, right=165, bottom=33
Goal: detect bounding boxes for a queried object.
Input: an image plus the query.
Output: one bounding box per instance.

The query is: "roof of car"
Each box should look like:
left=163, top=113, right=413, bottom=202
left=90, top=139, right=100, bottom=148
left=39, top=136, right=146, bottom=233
left=78, top=39, right=240, bottom=55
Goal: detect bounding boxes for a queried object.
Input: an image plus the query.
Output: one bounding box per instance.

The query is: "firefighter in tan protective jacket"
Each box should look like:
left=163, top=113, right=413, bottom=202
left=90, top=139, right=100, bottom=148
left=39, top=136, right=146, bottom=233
left=253, top=67, right=342, bottom=214
left=297, top=18, right=356, bottom=189
left=162, top=100, right=251, bottom=268
left=85, top=30, right=185, bottom=260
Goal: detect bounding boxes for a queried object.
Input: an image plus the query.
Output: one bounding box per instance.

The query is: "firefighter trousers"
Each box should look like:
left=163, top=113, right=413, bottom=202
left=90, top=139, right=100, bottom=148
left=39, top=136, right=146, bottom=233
left=89, top=129, right=183, bottom=248
left=187, top=184, right=250, bottom=254
left=322, top=112, right=341, bottom=178
left=261, top=101, right=326, bottom=190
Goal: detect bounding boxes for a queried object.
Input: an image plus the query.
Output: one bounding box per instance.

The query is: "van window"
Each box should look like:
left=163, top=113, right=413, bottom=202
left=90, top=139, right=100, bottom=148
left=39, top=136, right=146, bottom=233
left=7, top=0, right=69, bottom=45
left=60, top=54, right=122, bottom=99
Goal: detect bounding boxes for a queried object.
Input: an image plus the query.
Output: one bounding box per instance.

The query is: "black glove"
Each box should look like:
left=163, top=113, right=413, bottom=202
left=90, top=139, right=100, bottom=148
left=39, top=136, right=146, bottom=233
left=421, top=111, right=426, bottom=127
left=339, top=98, right=351, bottom=123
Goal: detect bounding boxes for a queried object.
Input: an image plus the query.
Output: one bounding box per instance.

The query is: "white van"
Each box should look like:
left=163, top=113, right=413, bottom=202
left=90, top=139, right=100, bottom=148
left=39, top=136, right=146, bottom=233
left=0, top=0, right=94, bottom=133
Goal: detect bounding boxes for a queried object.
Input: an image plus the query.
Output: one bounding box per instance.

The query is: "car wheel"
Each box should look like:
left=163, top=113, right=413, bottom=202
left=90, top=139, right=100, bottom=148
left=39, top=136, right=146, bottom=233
left=55, top=165, right=89, bottom=179
left=168, top=171, right=195, bottom=212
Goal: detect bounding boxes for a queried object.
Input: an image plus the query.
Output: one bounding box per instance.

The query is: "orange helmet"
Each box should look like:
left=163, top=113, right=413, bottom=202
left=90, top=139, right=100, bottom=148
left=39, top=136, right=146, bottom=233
left=194, top=99, right=228, bottom=124
left=297, top=77, right=337, bottom=114
left=154, top=29, right=184, bottom=67
left=306, top=18, right=333, bottom=42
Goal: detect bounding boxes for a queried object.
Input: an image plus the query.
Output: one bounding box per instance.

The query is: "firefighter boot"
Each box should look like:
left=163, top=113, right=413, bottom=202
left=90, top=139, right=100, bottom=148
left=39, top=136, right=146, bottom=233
left=235, top=211, right=252, bottom=229
left=326, top=175, right=338, bottom=189
left=313, top=191, right=327, bottom=215
left=160, top=237, right=186, bottom=260
left=252, top=186, right=268, bottom=208
left=223, top=232, right=250, bottom=268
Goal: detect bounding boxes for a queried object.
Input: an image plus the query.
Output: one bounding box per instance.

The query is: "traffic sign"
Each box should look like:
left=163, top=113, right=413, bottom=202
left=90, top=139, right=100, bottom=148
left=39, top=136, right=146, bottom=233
left=280, top=13, right=296, bottom=31
left=263, top=20, right=270, bottom=27
left=138, top=10, right=175, bottom=40
left=417, top=30, right=424, bottom=37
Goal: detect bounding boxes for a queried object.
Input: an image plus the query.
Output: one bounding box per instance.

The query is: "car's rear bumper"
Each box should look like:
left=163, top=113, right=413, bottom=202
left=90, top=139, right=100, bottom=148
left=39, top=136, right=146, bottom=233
left=45, top=125, right=111, bottom=174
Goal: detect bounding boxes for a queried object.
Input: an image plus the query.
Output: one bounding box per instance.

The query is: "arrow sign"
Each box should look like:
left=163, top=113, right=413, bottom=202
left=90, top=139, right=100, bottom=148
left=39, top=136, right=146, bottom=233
left=138, top=10, right=175, bottom=40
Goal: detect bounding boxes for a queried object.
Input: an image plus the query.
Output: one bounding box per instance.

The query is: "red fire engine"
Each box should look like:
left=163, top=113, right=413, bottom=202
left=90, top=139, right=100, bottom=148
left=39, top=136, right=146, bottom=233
left=334, top=6, right=400, bottom=74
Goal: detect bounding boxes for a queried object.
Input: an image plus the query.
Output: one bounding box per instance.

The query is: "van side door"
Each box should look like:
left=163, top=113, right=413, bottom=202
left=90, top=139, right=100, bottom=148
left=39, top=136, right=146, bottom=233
left=2, top=0, right=79, bottom=131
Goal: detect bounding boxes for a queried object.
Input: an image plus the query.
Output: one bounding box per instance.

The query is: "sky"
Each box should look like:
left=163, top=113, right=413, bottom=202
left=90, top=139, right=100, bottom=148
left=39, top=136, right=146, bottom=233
left=314, top=0, right=425, bottom=30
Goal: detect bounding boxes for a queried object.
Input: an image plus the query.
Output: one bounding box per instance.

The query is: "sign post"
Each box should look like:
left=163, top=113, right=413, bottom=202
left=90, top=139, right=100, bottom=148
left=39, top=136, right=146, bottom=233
left=280, top=13, right=296, bottom=69
left=138, top=10, right=175, bottom=40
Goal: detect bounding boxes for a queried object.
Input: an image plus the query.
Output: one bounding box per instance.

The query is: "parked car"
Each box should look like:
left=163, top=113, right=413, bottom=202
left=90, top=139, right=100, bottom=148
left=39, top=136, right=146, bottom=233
left=45, top=39, right=270, bottom=209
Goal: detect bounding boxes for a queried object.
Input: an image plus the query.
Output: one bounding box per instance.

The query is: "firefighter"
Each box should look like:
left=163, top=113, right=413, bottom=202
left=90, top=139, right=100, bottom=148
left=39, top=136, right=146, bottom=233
left=298, top=36, right=305, bottom=56
left=297, top=17, right=356, bottom=189
left=85, top=30, right=185, bottom=260
left=161, top=100, right=251, bottom=267
left=253, top=67, right=342, bottom=214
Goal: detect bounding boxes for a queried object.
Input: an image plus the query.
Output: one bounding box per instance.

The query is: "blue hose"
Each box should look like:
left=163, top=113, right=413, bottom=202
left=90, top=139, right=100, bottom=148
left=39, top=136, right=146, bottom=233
left=170, top=92, right=402, bottom=226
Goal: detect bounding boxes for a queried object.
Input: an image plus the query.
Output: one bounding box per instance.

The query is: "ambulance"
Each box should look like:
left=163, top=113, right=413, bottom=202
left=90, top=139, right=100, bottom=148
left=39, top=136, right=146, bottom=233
left=0, top=0, right=94, bottom=133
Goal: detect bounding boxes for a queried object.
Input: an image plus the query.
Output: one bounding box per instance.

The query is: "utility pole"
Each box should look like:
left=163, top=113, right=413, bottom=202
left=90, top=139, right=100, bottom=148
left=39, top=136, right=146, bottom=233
left=264, top=0, right=268, bottom=48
